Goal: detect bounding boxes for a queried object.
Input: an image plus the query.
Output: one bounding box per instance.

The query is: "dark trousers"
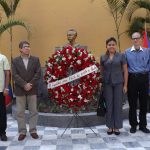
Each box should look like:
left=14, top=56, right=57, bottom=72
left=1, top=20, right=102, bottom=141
left=147, top=96, right=150, bottom=112
left=0, top=92, right=7, bottom=135
left=127, top=73, right=149, bottom=128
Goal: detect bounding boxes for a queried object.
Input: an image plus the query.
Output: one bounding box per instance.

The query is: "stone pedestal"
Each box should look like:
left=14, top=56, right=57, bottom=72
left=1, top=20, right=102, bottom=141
left=12, top=104, right=128, bottom=127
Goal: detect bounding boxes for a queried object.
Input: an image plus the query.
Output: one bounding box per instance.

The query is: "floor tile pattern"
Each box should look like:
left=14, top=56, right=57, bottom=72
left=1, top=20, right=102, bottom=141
left=1, top=113, right=150, bottom=150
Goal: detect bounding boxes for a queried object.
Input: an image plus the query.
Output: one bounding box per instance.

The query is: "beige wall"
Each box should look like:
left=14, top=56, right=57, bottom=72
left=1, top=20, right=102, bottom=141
left=0, top=0, right=131, bottom=66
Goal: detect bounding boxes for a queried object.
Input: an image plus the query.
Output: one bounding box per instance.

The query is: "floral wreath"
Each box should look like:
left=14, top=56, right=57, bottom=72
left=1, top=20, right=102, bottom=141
left=44, top=45, right=101, bottom=112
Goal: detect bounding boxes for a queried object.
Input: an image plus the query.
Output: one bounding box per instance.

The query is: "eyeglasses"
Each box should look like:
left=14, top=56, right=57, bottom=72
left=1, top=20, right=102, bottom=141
left=132, top=37, right=141, bottom=40
left=108, top=44, right=115, bottom=46
left=23, top=46, right=30, bottom=48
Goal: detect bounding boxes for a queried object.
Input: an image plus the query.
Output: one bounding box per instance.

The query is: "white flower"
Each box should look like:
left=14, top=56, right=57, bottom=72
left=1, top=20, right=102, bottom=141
left=71, top=88, right=74, bottom=92
left=93, top=74, right=96, bottom=78
left=58, top=66, right=61, bottom=69
left=61, top=87, right=65, bottom=92
left=47, top=79, right=50, bottom=83
left=62, top=57, right=66, bottom=61
left=79, top=52, right=82, bottom=56
left=54, top=55, right=57, bottom=58
left=55, top=91, right=58, bottom=98
left=66, top=49, right=69, bottom=53
left=55, top=95, right=58, bottom=98
left=52, top=75, right=56, bottom=79
left=83, top=85, right=86, bottom=89
left=72, top=49, right=75, bottom=53
left=70, top=98, right=73, bottom=102
left=68, top=55, right=72, bottom=59
left=88, top=53, right=92, bottom=57
left=77, top=60, right=81, bottom=64
left=84, top=57, right=88, bottom=61
left=84, top=99, right=90, bottom=103
left=78, top=84, right=81, bottom=88
left=47, top=63, right=51, bottom=67
left=78, top=95, right=82, bottom=99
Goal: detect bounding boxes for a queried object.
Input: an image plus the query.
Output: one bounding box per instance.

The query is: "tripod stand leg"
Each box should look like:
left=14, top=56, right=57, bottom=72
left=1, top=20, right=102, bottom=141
left=61, top=115, right=74, bottom=137
left=76, top=113, right=98, bottom=136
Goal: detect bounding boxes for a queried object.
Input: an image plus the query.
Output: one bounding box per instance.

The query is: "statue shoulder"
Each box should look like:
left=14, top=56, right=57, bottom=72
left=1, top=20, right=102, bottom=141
left=76, top=45, right=87, bottom=50
left=55, top=44, right=88, bottom=51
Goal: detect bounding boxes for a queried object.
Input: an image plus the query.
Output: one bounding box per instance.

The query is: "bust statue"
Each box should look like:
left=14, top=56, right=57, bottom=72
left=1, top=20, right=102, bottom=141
left=55, top=29, right=87, bottom=51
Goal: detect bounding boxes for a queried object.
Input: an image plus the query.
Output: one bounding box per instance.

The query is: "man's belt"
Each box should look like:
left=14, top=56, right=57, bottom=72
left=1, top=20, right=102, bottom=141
left=129, top=72, right=148, bottom=77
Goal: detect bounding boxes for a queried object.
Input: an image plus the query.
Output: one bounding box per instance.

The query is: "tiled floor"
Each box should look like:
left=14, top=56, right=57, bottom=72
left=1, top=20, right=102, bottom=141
left=1, top=113, right=150, bottom=150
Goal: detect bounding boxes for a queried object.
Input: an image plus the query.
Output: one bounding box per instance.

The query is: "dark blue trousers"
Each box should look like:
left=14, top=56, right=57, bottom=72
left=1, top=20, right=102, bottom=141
left=0, top=92, right=7, bottom=135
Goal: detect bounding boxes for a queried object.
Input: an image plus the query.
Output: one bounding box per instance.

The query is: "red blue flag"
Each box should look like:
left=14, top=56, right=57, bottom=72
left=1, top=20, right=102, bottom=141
left=143, top=31, right=150, bottom=48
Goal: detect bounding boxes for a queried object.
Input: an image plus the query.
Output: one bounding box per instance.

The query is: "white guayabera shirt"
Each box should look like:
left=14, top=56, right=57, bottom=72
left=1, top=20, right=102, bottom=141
left=0, top=53, right=10, bottom=92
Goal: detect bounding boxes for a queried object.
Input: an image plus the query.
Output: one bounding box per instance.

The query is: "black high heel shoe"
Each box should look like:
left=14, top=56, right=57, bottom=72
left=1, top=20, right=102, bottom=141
left=107, top=129, right=113, bottom=135
left=114, top=129, right=120, bottom=135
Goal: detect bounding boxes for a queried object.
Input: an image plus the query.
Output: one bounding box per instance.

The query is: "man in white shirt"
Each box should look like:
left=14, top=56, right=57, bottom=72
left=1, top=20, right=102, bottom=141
left=0, top=53, right=10, bottom=141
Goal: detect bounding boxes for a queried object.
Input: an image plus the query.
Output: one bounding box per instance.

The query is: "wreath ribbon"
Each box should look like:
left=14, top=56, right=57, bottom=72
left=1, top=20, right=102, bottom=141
left=48, top=65, right=98, bottom=89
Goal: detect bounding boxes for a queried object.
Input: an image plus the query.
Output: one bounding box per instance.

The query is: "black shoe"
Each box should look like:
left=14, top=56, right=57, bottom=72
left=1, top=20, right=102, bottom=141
left=1, top=134, right=7, bottom=141
left=139, top=127, right=150, bottom=133
left=114, top=131, right=120, bottom=135
left=107, top=129, right=113, bottom=135
left=130, top=127, right=136, bottom=133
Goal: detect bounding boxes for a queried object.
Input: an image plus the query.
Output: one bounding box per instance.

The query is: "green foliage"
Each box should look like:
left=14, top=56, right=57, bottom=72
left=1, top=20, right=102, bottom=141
left=94, top=0, right=150, bottom=46
left=127, top=0, right=150, bottom=22
left=38, top=97, right=98, bottom=113
left=127, top=17, right=150, bottom=37
left=106, top=0, right=130, bottom=51
left=0, top=0, right=21, bottom=18
left=0, top=0, right=30, bottom=36
left=0, top=19, right=30, bottom=36
left=0, top=0, right=11, bottom=18
left=127, top=0, right=150, bottom=36
left=0, top=0, right=30, bottom=59
left=107, top=0, right=129, bottom=15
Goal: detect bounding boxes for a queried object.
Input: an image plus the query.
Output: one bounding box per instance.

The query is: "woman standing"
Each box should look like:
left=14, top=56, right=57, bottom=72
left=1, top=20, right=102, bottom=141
left=100, top=37, right=128, bottom=135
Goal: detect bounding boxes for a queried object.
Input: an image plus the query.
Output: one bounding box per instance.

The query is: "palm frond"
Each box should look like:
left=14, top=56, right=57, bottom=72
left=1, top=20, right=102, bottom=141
left=107, top=0, right=122, bottom=14
left=107, top=0, right=129, bottom=14
left=106, top=0, right=130, bottom=51
left=0, top=19, right=30, bottom=36
left=0, top=0, right=11, bottom=18
left=119, top=0, right=130, bottom=15
left=127, top=0, right=150, bottom=22
left=0, top=0, right=21, bottom=18
left=12, top=0, right=21, bottom=14
left=126, top=16, right=150, bottom=37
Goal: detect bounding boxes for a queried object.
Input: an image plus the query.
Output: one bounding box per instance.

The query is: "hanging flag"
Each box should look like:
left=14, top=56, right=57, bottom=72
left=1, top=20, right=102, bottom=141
left=143, top=31, right=150, bottom=48
left=147, top=36, right=150, bottom=48
left=5, top=84, right=13, bottom=106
